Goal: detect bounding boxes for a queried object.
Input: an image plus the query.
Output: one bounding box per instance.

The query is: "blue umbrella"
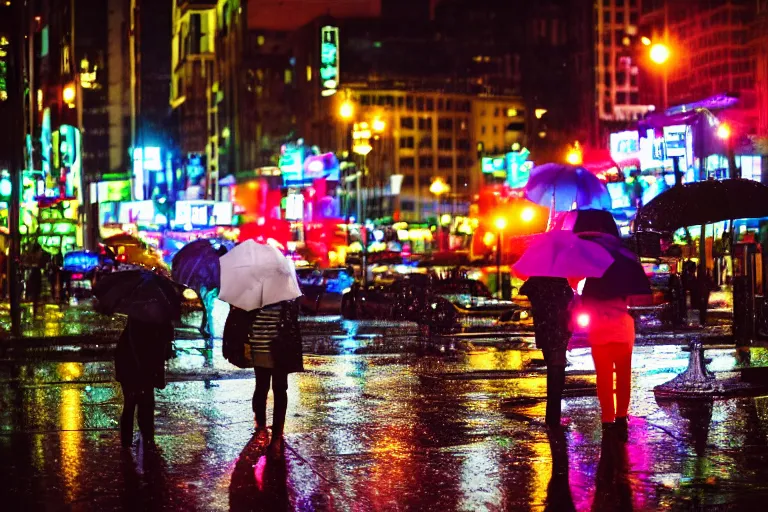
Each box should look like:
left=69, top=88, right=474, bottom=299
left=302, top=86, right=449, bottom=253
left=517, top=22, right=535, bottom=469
left=577, top=232, right=651, bottom=300
left=171, top=239, right=227, bottom=292
left=524, top=163, right=612, bottom=211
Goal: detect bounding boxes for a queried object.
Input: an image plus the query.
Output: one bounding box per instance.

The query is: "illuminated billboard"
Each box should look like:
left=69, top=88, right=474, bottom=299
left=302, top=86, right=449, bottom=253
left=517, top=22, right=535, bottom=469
left=320, top=26, right=339, bottom=97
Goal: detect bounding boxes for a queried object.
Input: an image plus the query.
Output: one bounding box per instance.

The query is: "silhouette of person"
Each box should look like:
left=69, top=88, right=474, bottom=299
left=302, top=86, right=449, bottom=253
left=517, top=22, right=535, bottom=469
left=592, top=435, right=633, bottom=512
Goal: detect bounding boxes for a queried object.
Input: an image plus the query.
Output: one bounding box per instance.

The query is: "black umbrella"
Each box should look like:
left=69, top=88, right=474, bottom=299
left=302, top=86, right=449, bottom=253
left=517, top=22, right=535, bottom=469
left=635, top=179, right=768, bottom=232
left=578, top=232, right=651, bottom=300
left=171, top=239, right=226, bottom=292
left=570, top=209, right=620, bottom=238
left=93, top=269, right=181, bottom=323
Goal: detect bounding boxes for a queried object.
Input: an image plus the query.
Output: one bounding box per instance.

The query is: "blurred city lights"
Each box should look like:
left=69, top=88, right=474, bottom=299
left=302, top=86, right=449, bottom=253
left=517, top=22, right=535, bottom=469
left=649, top=43, right=670, bottom=64
left=565, top=142, right=583, bottom=165
left=494, top=217, right=507, bottom=231
left=521, top=207, right=535, bottom=222
left=429, top=178, right=450, bottom=196
left=372, top=118, right=386, bottom=132
left=641, top=36, right=652, bottom=46
left=339, top=100, right=354, bottom=120
left=717, top=123, right=731, bottom=140
left=62, top=83, right=76, bottom=106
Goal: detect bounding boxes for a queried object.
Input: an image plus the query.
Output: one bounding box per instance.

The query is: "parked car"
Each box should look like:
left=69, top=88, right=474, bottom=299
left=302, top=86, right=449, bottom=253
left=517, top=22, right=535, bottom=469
left=296, top=267, right=355, bottom=314
left=61, top=249, right=116, bottom=297
left=102, top=234, right=169, bottom=275
left=341, top=276, right=530, bottom=333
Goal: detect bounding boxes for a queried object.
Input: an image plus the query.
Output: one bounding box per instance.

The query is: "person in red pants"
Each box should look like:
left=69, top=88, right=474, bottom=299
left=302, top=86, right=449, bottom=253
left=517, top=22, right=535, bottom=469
left=583, top=295, right=635, bottom=441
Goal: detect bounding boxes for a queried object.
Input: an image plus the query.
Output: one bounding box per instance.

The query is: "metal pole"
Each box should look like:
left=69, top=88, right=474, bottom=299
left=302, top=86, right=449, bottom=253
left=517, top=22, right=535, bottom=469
left=7, top=0, right=26, bottom=337
left=360, top=153, right=367, bottom=286
left=496, top=230, right=503, bottom=298
left=129, top=0, right=137, bottom=200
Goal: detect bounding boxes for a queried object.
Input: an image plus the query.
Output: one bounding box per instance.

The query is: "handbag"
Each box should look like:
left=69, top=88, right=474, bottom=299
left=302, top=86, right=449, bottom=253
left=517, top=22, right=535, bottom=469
left=222, top=306, right=252, bottom=369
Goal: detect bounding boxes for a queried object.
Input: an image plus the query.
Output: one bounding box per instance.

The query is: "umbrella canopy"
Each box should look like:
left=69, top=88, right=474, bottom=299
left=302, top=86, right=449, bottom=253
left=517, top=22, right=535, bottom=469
left=635, top=179, right=768, bottom=232
left=218, top=239, right=302, bottom=311
left=512, top=230, right=615, bottom=279
left=171, top=239, right=226, bottom=292
left=554, top=209, right=620, bottom=238
left=577, top=232, right=651, bottom=300
left=93, top=269, right=181, bottom=323
left=524, top=163, right=612, bottom=211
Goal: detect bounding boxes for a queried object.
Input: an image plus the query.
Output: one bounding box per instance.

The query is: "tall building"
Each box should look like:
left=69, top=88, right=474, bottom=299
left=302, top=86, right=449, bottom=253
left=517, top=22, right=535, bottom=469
left=594, top=0, right=649, bottom=129
left=640, top=0, right=758, bottom=132
left=170, top=1, right=216, bottom=158
left=753, top=0, right=768, bottom=138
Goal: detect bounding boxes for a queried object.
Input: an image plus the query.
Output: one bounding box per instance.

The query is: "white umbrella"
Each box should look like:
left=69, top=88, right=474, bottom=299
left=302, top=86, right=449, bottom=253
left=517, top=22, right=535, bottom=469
left=218, top=239, right=302, bottom=311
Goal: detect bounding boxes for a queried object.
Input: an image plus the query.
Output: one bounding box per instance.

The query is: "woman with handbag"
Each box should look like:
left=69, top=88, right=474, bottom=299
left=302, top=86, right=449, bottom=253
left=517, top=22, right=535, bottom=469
left=223, top=299, right=304, bottom=459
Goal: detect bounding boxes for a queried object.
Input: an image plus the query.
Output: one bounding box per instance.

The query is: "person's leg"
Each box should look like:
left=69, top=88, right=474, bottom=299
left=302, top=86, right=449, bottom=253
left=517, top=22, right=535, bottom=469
left=136, top=388, right=156, bottom=444
left=614, top=343, right=634, bottom=420
left=120, top=385, right=138, bottom=447
left=253, top=368, right=271, bottom=428
left=545, top=365, right=566, bottom=427
left=590, top=344, right=617, bottom=424
left=270, top=371, right=289, bottom=438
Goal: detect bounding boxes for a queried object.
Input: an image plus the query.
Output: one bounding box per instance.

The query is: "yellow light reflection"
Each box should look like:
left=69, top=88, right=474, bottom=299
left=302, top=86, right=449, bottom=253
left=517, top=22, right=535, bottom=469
left=60, top=387, right=83, bottom=502
left=529, top=436, right=551, bottom=505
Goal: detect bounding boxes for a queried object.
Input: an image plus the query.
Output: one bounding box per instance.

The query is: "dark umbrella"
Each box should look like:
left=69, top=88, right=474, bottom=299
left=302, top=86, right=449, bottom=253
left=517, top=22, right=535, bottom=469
left=577, top=232, right=651, bottom=300
left=571, top=209, right=620, bottom=238
left=93, top=269, right=181, bottom=323
left=171, top=239, right=227, bottom=291
left=635, top=179, right=768, bottom=232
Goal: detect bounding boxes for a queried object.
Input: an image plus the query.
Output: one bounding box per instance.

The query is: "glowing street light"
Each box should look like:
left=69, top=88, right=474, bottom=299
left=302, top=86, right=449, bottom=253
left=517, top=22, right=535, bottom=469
left=649, top=43, right=670, bottom=65
left=62, top=83, right=76, bottom=106
left=494, top=216, right=507, bottom=231
left=565, top=141, right=583, bottom=166
left=429, top=177, right=450, bottom=197
left=717, top=123, right=731, bottom=140
left=339, top=100, right=354, bottom=120
left=520, top=207, right=535, bottom=223
left=641, top=36, right=652, bottom=46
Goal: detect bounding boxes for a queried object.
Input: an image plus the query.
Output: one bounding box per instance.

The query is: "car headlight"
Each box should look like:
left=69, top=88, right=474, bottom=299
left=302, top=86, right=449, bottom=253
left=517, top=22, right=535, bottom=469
left=342, top=287, right=351, bottom=294
left=519, top=310, right=529, bottom=320
left=182, top=288, right=199, bottom=300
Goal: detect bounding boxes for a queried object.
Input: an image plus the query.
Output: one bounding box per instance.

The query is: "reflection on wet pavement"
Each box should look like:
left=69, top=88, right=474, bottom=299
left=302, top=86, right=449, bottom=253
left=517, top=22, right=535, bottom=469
left=4, top=342, right=768, bottom=509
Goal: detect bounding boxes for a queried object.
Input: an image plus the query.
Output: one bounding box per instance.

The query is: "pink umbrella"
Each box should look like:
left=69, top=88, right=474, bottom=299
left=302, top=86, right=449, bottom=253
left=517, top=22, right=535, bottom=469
left=512, top=230, right=614, bottom=280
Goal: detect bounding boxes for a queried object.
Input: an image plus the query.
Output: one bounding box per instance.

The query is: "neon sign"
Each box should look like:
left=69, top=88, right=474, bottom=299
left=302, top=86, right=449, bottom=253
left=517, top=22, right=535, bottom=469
left=320, top=26, right=339, bottom=97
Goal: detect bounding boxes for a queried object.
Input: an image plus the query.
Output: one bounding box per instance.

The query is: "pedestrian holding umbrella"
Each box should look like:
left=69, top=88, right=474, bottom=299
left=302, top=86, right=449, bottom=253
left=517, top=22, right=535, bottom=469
left=219, top=240, right=304, bottom=459
left=575, top=232, right=651, bottom=441
left=172, top=239, right=228, bottom=340
left=513, top=230, right=615, bottom=428
left=92, top=269, right=180, bottom=449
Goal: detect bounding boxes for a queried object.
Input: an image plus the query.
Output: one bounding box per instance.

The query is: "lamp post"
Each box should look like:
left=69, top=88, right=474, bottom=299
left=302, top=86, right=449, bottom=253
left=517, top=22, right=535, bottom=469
left=494, top=216, right=507, bottom=299
left=429, top=178, right=450, bottom=252
left=648, top=42, right=671, bottom=110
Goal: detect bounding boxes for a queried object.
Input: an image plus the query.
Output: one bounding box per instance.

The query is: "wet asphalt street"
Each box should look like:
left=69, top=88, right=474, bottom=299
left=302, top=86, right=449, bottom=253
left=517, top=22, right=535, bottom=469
left=3, top=314, right=768, bottom=511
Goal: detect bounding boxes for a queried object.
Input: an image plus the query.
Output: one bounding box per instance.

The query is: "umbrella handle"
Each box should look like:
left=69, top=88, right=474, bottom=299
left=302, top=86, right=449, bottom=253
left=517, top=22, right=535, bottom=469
left=546, top=190, right=556, bottom=231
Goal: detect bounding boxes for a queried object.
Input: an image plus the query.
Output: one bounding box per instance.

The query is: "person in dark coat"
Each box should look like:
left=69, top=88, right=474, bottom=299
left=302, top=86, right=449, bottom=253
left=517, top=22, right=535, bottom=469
left=519, top=276, right=574, bottom=427
left=225, top=299, right=304, bottom=459
left=115, top=316, right=175, bottom=448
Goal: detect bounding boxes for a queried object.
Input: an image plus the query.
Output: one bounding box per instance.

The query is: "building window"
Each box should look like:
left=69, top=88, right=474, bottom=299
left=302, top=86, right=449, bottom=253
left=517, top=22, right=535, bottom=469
left=457, top=156, right=468, bottom=169
left=438, top=118, right=453, bottom=131
left=426, top=98, right=435, bottom=111
left=401, top=200, right=415, bottom=211
left=419, top=176, right=433, bottom=187
left=403, top=176, right=415, bottom=187
left=401, top=117, right=414, bottom=129
left=617, top=92, right=628, bottom=104
left=616, top=11, right=624, bottom=24
left=419, top=156, right=433, bottom=168
left=456, top=139, right=471, bottom=150
left=446, top=99, right=453, bottom=111
left=437, top=138, right=453, bottom=150
left=603, top=12, right=611, bottom=24
left=493, top=107, right=500, bottom=117
left=397, top=97, right=404, bottom=107
left=481, top=126, right=486, bottom=135
left=416, top=98, right=425, bottom=110
left=492, top=126, right=498, bottom=134
left=418, top=118, right=433, bottom=130
left=438, top=99, right=445, bottom=110
left=406, top=96, right=414, bottom=110
left=630, top=92, right=638, bottom=104
left=604, top=73, right=612, bottom=87
left=361, top=95, right=371, bottom=106
left=603, top=99, right=612, bottom=113
left=399, top=137, right=414, bottom=149
left=438, top=157, right=453, bottom=169
left=419, top=136, right=432, bottom=148
left=399, top=157, right=415, bottom=169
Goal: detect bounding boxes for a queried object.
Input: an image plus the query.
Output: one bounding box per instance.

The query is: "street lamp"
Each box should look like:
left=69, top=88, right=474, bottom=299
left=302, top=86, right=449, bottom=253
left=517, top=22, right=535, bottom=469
left=494, top=216, right=507, bottom=298
left=649, top=43, right=671, bottom=110
left=430, top=178, right=450, bottom=251
left=520, top=207, right=535, bottom=223
left=339, top=100, right=354, bottom=121
left=565, top=141, right=583, bottom=166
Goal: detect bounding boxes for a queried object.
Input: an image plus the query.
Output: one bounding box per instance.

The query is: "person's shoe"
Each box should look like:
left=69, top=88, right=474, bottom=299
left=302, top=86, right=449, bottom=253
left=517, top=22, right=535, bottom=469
left=614, top=416, right=629, bottom=442
left=254, top=426, right=270, bottom=444
left=601, top=422, right=616, bottom=438
left=267, top=436, right=285, bottom=460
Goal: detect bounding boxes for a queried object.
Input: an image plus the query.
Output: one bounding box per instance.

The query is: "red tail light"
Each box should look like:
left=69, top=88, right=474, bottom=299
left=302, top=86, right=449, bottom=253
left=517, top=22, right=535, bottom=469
left=71, top=273, right=83, bottom=279
left=116, top=254, right=127, bottom=262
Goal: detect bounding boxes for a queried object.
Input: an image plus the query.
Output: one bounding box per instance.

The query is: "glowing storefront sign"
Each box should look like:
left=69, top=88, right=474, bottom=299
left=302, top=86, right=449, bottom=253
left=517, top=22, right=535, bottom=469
left=279, top=146, right=304, bottom=185
left=609, top=130, right=639, bottom=157
left=175, top=200, right=234, bottom=227
left=663, top=125, right=687, bottom=158
left=303, top=152, right=340, bottom=181
left=285, top=193, right=304, bottom=220
left=320, top=26, right=340, bottom=97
